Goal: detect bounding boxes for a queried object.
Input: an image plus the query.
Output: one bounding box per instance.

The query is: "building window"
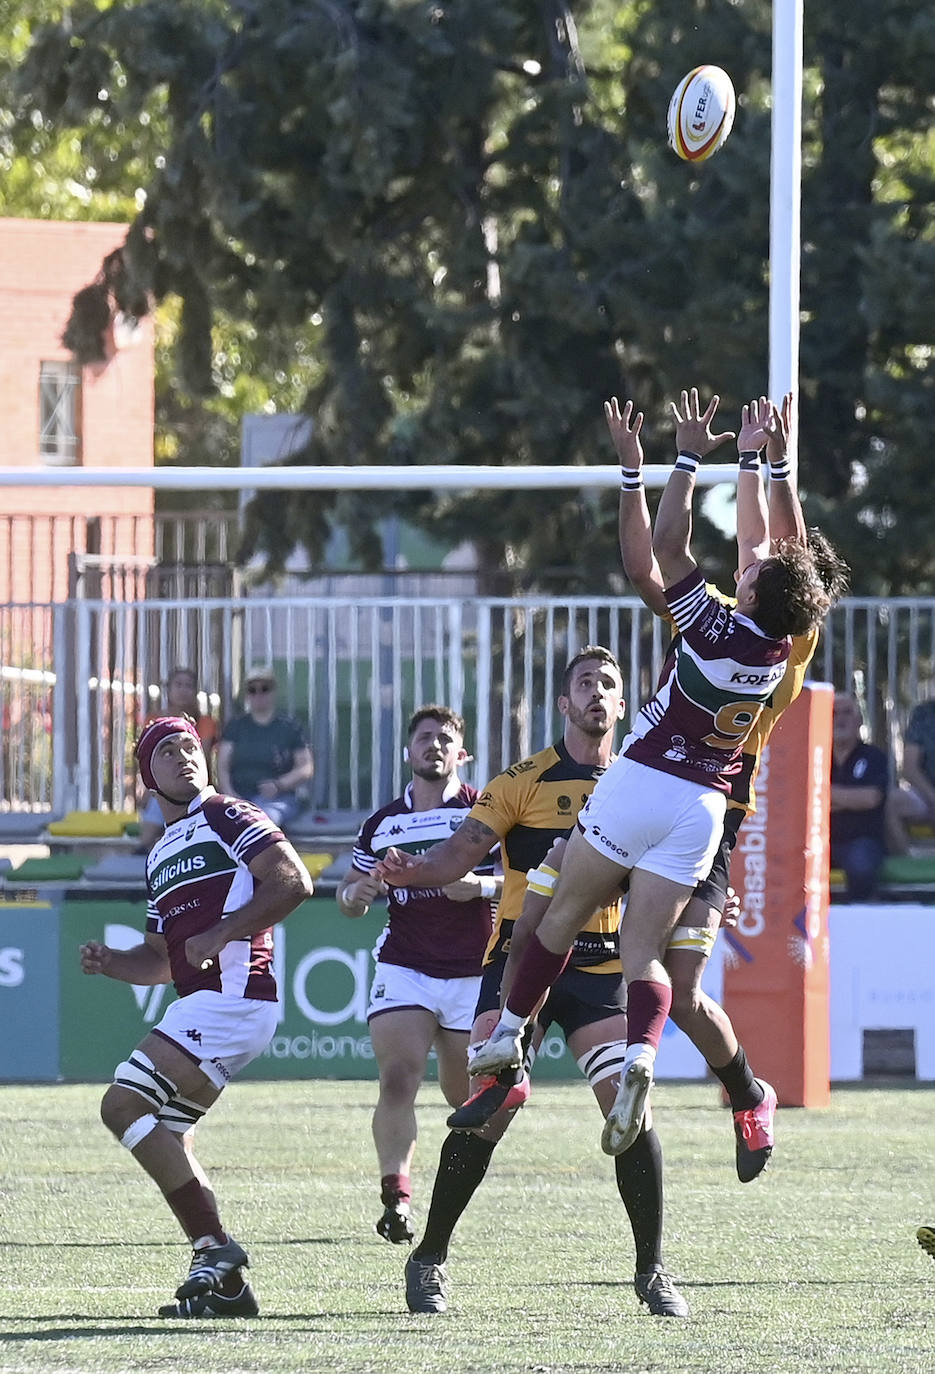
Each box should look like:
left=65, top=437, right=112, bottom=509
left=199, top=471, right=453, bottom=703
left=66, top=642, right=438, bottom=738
left=39, top=361, right=82, bottom=465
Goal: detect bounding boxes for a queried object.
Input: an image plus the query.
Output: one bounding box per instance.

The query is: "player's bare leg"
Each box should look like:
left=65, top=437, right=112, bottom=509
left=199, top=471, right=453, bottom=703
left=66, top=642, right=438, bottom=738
left=100, top=1031, right=251, bottom=1309
left=470, top=830, right=626, bottom=1075
left=369, top=1007, right=441, bottom=1243
left=602, top=868, right=693, bottom=1156
left=667, top=896, right=776, bottom=1181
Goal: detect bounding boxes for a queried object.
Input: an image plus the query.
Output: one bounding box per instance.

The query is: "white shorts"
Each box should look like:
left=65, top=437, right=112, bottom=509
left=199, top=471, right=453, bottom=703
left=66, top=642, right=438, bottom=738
left=153, top=989, right=279, bottom=1089
left=367, top=961, right=480, bottom=1033
left=579, top=756, right=726, bottom=888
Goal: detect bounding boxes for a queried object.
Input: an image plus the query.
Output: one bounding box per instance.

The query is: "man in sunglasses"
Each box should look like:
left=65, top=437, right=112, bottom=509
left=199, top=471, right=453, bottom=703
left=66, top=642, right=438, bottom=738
left=216, top=664, right=313, bottom=830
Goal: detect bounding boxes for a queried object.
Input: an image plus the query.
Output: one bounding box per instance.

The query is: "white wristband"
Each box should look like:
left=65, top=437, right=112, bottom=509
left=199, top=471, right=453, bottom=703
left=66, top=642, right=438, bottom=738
left=478, top=877, right=497, bottom=900
left=525, top=864, right=559, bottom=897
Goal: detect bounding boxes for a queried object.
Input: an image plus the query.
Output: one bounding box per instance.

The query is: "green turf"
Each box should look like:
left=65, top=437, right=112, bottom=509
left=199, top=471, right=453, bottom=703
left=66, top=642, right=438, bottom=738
left=1, top=1079, right=933, bottom=1373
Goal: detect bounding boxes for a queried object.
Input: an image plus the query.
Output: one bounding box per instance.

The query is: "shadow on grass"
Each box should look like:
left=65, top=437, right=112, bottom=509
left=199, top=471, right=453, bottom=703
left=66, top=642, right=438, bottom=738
left=0, top=1236, right=344, bottom=1249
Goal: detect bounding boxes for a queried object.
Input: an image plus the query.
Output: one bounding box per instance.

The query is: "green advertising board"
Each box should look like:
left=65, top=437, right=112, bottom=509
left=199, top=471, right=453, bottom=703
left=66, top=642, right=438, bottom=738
left=51, top=897, right=580, bottom=1082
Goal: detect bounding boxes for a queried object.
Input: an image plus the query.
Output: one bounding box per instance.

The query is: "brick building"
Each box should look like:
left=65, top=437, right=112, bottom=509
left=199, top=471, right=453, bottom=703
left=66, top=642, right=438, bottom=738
left=0, top=218, right=155, bottom=604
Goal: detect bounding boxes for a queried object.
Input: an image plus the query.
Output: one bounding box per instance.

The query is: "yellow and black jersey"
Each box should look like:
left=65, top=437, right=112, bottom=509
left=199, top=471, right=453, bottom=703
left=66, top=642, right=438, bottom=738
left=469, top=740, right=622, bottom=974
left=727, top=627, right=818, bottom=812
left=663, top=586, right=817, bottom=814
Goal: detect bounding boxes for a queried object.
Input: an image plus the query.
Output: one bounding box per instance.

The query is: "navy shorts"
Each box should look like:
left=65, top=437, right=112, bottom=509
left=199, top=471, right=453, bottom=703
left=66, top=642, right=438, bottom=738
left=475, top=959, right=623, bottom=1040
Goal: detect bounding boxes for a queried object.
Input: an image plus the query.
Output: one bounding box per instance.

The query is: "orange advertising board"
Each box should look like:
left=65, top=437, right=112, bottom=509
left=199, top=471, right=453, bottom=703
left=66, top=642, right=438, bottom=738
left=723, top=682, right=833, bottom=1107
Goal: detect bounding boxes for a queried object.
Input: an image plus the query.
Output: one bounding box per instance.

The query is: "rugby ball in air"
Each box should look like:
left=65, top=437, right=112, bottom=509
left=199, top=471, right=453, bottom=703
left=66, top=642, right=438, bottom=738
left=667, top=65, right=736, bottom=163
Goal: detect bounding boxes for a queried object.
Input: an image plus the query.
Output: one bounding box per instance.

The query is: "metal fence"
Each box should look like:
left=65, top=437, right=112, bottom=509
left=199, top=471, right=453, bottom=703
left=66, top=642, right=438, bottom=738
left=3, top=592, right=934, bottom=821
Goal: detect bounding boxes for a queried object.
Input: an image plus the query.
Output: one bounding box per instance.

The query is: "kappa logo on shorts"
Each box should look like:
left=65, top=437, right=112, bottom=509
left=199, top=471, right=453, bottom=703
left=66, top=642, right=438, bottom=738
left=184, top=1028, right=203, bottom=1044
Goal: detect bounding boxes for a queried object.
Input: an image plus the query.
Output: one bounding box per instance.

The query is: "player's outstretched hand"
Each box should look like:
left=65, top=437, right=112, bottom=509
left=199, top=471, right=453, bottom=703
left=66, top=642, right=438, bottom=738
left=737, top=395, right=772, bottom=455
left=764, top=392, right=791, bottom=463
left=670, top=387, right=735, bottom=458
left=79, top=940, right=112, bottom=975
left=376, top=847, right=421, bottom=886
left=604, top=397, right=644, bottom=470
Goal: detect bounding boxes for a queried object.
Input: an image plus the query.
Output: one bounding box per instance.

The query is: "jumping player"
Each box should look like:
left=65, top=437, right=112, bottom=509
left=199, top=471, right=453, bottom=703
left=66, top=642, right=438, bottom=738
left=611, top=389, right=848, bottom=1179
left=468, top=390, right=839, bottom=1159
left=380, top=651, right=691, bottom=1319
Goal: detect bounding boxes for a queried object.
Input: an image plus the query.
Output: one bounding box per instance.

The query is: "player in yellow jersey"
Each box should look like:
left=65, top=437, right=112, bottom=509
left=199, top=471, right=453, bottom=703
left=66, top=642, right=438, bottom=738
left=380, top=649, right=690, bottom=1318
left=610, top=390, right=847, bottom=1179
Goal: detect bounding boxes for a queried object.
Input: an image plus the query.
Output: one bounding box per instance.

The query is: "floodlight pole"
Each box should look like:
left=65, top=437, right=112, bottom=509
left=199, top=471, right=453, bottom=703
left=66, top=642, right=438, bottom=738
left=769, top=0, right=804, bottom=458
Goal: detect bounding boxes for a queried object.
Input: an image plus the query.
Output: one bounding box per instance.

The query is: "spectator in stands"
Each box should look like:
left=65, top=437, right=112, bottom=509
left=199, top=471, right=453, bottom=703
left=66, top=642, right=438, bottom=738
left=216, top=664, right=313, bottom=831
left=885, top=697, right=935, bottom=855
left=830, top=691, right=890, bottom=901
left=138, top=667, right=220, bottom=852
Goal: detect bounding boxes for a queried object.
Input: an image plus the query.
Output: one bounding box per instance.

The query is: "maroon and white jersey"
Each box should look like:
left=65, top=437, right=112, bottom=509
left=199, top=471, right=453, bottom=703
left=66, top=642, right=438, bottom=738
left=623, top=567, right=791, bottom=793
left=146, top=787, right=284, bottom=1000
left=352, top=780, right=495, bottom=979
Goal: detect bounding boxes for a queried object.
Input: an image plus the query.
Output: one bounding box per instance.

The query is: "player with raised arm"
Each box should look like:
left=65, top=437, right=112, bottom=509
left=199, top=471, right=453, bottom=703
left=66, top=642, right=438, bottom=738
left=609, top=389, right=847, bottom=1178
left=336, top=705, right=500, bottom=1246
left=79, top=716, right=313, bottom=1318
left=379, top=651, right=691, bottom=1319
left=467, top=388, right=837, bottom=1160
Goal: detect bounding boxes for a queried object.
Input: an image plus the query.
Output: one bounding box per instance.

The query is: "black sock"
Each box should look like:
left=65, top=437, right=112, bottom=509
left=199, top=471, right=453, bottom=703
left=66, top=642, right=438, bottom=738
left=614, top=1125, right=664, bottom=1275
left=710, top=1046, right=764, bottom=1113
left=412, top=1132, right=496, bottom=1263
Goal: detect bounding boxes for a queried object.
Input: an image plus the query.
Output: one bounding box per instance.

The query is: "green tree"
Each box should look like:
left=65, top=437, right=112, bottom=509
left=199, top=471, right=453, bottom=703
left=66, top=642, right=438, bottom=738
left=2, top=0, right=933, bottom=593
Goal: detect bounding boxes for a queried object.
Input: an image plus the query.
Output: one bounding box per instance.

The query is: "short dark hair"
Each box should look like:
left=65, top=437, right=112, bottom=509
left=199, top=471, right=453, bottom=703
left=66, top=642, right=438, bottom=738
left=752, top=539, right=840, bottom=639
left=407, top=704, right=465, bottom=739
left=167, top=665, right=196, bottom=685
left=561, top=646, right=622, bottom=696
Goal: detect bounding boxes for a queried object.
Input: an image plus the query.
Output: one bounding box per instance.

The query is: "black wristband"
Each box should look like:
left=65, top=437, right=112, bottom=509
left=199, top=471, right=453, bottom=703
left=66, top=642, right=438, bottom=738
left=739, top=450, right=762, bottom=471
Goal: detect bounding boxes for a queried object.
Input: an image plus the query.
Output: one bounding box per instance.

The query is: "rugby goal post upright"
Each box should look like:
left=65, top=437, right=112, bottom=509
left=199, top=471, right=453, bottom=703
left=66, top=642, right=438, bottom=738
left=724, top=4, right=832, bottom=1110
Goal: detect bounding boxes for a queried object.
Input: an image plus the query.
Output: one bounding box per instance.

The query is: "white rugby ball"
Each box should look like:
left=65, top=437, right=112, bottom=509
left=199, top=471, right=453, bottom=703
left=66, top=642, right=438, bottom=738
left=667, top=65, right=736, bottom=163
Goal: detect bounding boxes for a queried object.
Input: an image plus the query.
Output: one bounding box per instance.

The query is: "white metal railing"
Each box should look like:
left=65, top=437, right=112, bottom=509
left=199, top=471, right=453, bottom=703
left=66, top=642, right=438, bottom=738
left=3, top=593, right=934, bottom=819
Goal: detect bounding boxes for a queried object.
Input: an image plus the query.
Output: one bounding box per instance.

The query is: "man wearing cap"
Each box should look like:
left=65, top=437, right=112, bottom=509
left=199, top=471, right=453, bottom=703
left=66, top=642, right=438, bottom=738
left=79, top=716, right=313, bottom=1318
left=216, top=664, right=314, bottom=830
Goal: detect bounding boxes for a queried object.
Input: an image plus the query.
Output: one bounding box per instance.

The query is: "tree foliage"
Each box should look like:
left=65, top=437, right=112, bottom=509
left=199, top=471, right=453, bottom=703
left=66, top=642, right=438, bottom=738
left=2, top=0, right=933, bottom=592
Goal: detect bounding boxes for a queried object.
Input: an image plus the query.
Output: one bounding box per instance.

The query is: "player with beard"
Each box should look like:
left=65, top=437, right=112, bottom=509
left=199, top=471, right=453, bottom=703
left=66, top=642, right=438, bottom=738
left=337, top=706, right=500, bottom=1245
left=378, top=651, right=691, bottom=1319
left=79, top=716, right=313, bottom=1317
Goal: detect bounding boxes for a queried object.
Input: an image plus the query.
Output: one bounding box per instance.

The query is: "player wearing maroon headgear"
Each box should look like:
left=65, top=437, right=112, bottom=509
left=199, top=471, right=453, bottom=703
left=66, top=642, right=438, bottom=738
left=80, top=717, right=313, bottom=1317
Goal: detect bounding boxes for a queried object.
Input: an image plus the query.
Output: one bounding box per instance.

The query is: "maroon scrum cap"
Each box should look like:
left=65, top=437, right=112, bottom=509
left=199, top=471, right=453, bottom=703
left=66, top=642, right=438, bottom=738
left=135, top=715, right=202, bottom=792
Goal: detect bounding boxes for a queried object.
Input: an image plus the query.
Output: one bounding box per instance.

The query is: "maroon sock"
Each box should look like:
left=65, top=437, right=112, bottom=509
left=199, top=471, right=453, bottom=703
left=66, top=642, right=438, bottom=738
left=625, top=980, right=673, bottom=1052
left=165, top=1177, right=227, bottom=1246
left=380, top=1173, right=411, bottom=1207
left=505, top=933, right=572, bottom=1019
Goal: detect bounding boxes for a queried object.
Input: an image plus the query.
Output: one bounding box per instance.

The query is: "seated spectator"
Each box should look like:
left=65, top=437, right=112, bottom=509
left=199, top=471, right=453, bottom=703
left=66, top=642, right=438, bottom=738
left=216, top=664, right=313, bottom=830
left=885, top=697, right=935, bottom=855
left=830, top=691, right=890, bottom=901
left=138, top=666, right=220, bottom=852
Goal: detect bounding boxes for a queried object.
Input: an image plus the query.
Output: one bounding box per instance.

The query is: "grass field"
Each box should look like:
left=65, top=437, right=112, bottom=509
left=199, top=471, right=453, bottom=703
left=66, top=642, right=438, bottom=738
left=1, top=1078, right=933, bottom=1373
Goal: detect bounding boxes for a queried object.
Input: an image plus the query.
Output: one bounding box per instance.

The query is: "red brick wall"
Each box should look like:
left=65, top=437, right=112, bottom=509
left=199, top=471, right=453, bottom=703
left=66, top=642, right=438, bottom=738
left=0, top=219, right=155, bottom=602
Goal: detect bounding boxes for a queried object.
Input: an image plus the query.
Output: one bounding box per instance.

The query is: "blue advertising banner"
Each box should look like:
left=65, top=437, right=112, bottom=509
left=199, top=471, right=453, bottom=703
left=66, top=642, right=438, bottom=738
left=0, top=899, right=61, bottom=1081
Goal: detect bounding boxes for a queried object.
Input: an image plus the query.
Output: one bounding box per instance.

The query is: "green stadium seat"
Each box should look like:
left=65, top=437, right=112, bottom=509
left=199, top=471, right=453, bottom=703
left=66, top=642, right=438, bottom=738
left=879, top=854, right=935, bottom=885
left=7, top=854, right=88, bottom=883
